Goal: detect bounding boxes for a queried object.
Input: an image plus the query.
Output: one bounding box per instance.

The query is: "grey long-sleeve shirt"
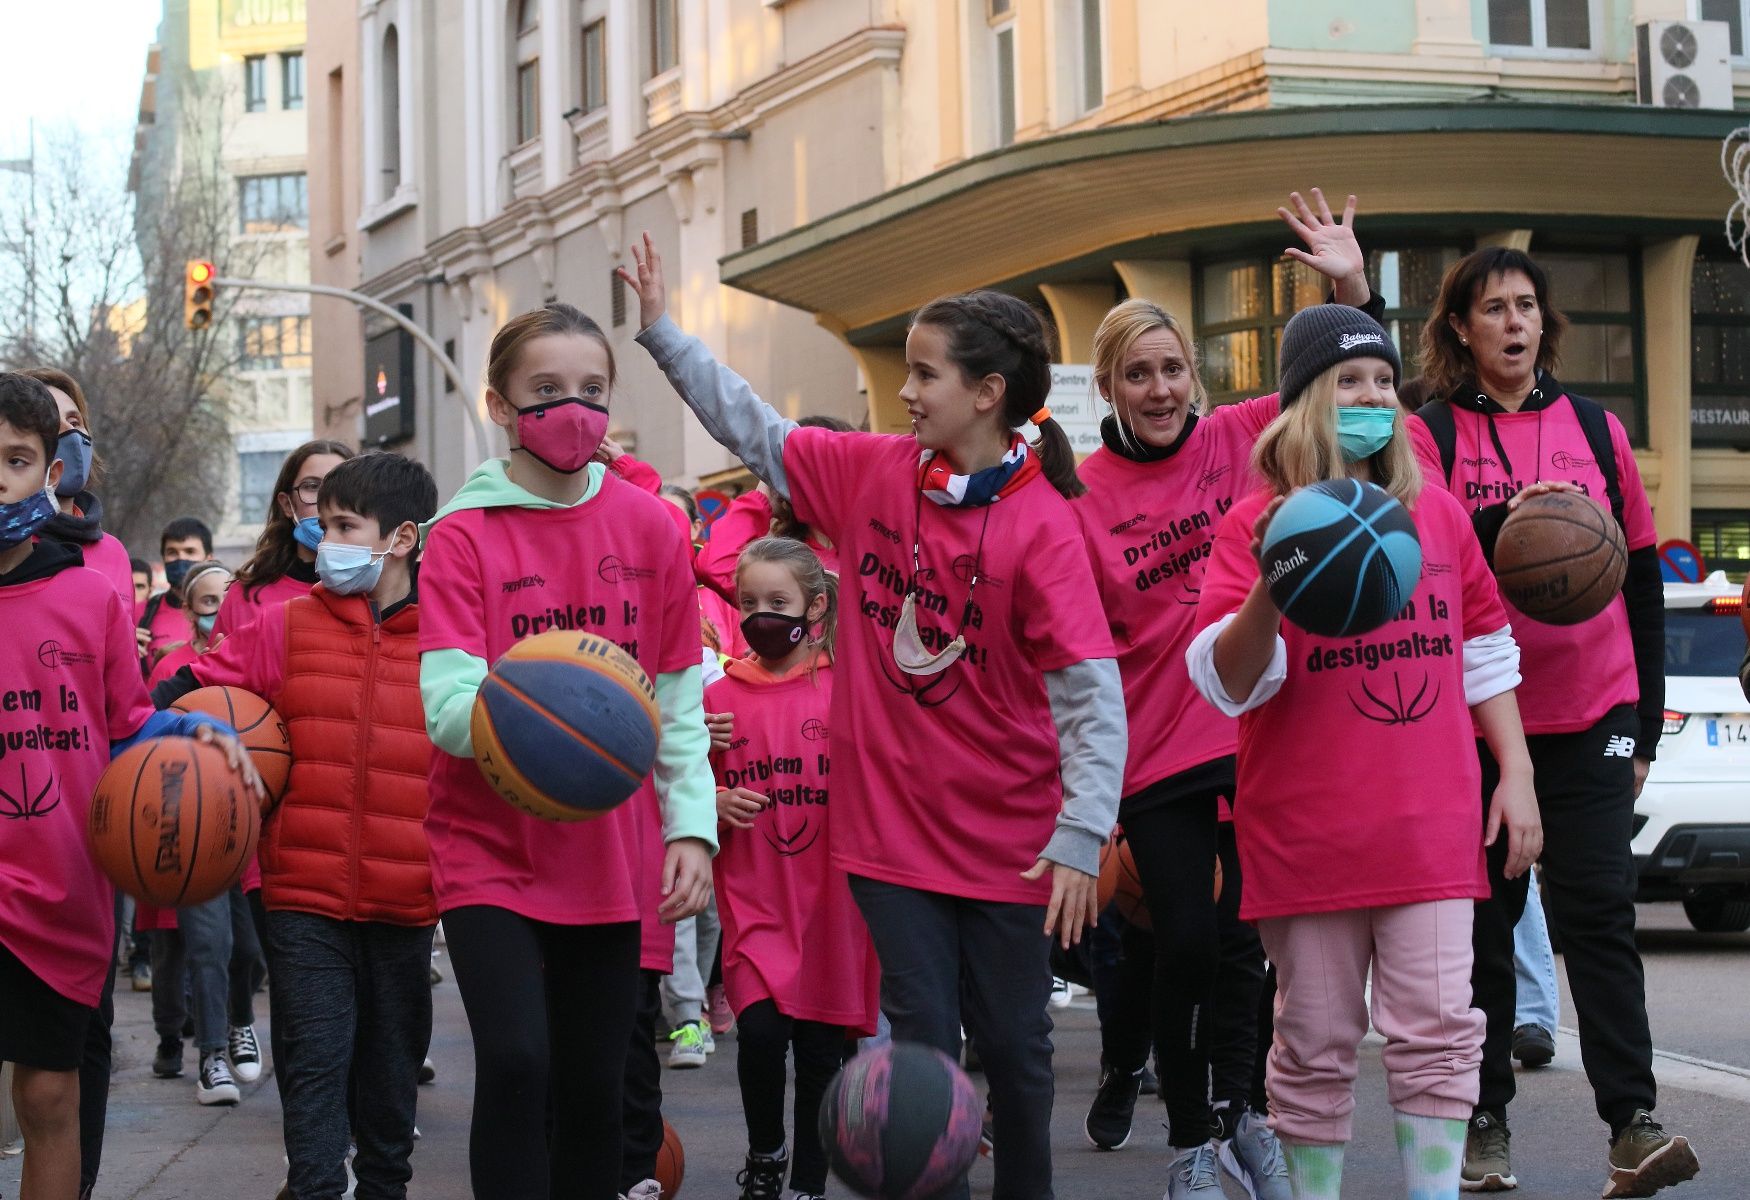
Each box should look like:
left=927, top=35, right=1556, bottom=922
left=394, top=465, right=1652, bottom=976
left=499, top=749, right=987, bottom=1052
left=636, top=314, right=1124, bottom=874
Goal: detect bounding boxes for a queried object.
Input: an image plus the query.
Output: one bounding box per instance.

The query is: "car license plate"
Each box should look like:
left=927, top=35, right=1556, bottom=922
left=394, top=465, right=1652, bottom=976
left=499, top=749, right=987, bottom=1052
left=1706, top=718, right=1750, bottom=747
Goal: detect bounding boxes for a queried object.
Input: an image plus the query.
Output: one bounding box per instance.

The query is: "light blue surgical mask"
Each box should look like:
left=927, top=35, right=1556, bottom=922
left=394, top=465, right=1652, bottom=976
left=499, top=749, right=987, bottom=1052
left=316, top=540, right=388, bottom=596
left=195, top=612, right=217, bottom=639
left=292, top=515, right=323, bottom=551
left=1336, top=406, right=1398, bottom=463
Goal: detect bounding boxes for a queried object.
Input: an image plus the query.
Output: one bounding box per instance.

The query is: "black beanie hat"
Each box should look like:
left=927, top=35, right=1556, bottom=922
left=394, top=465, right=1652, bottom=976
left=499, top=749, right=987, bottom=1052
left=1275, top=306, right=1402, bottom=408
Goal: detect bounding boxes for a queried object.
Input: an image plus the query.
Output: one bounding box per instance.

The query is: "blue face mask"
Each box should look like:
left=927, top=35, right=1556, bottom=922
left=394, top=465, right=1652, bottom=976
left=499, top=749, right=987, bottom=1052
left=292, top=515, right=323, bottom=551
left=0, top=488, right=57, bottom=551
left=1336, top=406, right=1398, bottom=463
left=54, top=429, right=93, bottom=498
left=316, top=540, right=389, bottom=596
left=195, top=612, right=217, bottom=639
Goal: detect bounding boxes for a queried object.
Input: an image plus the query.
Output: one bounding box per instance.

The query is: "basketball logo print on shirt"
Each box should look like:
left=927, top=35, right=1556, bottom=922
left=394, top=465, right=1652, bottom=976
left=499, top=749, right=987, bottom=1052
left=0, top=764, right=60, bottom=820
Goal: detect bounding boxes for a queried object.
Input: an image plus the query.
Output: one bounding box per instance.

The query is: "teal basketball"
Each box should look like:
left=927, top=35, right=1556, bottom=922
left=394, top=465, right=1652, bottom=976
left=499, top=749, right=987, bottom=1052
left=1261, top=479, right=1422, bottom=638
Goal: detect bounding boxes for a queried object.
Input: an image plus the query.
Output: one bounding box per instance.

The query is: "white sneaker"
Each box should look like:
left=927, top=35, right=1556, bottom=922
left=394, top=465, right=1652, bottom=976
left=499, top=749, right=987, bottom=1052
left=667, top=1022, right=707, bottom=1069
left=621, top=1181, right=662, bottom=1200
left=197, top=1050, right=240, bottom=1105
left=1049, top=977, right=1075, bottom=1009
left=228, top=1024, right=262, bottom=1083
left=698, top=1020, right=716, bottom=1054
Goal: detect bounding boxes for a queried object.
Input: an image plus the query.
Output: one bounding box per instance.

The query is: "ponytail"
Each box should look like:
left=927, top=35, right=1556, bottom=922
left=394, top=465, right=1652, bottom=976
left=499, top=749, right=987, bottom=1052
left=912, top=290, right=1085, bottom=500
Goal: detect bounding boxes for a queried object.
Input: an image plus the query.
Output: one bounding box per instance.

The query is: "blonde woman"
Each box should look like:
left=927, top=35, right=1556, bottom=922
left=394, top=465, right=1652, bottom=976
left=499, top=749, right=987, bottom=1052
left=1188, top=305, right=1539, bottom=1200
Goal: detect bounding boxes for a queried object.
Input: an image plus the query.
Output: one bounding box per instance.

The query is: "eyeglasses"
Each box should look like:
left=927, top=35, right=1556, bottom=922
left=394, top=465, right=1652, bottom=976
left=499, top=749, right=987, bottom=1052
left=290, top=480, right=322, bottom=504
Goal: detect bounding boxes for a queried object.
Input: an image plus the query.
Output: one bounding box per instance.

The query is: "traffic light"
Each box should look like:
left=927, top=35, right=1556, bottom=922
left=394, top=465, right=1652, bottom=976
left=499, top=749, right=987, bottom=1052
left=184, top=260, right=215, bottom=330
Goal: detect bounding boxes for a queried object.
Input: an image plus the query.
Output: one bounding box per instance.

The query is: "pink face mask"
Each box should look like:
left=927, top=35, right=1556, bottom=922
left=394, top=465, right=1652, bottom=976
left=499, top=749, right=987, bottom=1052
left=514, top=398, right=610, bottom=474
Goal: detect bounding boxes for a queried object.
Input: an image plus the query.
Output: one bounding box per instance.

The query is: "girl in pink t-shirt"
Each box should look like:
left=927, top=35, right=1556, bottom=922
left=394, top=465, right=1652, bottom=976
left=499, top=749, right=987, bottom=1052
left=145, top=560, right=231, bottom=689
left=215, top=439, right=354, bottom=639
left=1188, top=306, right=1540, bottom=1200
left=625, top=235, right=1124, bottom=1199
left=418, top=302, right=717, bottom=1200
left=710, top=537, right=879, bottom=1198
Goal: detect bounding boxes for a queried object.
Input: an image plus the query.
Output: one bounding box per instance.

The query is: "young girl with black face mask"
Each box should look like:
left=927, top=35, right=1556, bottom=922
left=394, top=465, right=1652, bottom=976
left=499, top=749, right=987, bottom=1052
left=709, top=536, right=877, bottom=1200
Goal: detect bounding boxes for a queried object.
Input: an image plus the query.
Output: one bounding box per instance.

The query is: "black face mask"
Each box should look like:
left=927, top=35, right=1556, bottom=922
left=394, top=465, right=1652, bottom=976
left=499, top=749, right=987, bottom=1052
left=741, top=611, right=810, bottom=661
left=164, top=559, right=195, bottom=592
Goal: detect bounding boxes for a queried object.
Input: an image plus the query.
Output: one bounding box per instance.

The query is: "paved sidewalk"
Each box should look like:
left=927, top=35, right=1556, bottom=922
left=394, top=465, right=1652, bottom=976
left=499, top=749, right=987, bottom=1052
left=5, top=940, right=1745, bottom=1199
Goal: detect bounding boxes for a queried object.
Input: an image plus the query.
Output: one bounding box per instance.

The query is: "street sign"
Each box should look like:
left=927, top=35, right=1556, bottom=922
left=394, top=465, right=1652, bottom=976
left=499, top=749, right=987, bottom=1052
left=1022, top=364, right=1103, bottom=454
left=364, top=304, right=416, bottom=446
left=1658, top=539, right=1705, bottom=583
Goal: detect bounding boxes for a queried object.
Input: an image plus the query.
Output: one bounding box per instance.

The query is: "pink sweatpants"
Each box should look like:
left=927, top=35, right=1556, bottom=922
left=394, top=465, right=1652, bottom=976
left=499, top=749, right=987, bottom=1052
left=1256, top=898, right=1483, bottom=1144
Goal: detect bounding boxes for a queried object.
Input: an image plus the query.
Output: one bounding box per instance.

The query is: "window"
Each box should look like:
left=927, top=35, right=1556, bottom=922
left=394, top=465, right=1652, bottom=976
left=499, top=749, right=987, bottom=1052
left=443, top=339, right=457, bottom=392
left=994, top=24, right=1017, bottom=146
left=988, top=0, right=1012, bottom=14
left=515, top=0, right=541, bottom=144
left=1366, top=246, right=1464, bottom=380
left=281, top=51, right=304, bottom=110
left=1080, top=0, right=1103, bottom=111
left=1197, top=256, right=1331, bottom=404
left=740, top=207, right=759, bottom=249
left=238, top=315, right=313, bottom=371
left=238, top=173, right=309, bottom=232
left=1696, top=0, right=1746, bottom=57
left=650, top=0, right=678, bottom=75
left=1539, top=248, right=1643, bottom=443
left=381, top=26, right=401, bottom=191
left=238, top=450, right=282, bottom=524
left=1488, top=0, right=1594, bottom=50
left=1691, top=247, right=1750, bottom=448
left=582, top=20, right=606, bottom=112
left=611, top=268, right=628, bottom=327
left=1692, top=510, right=1750, bottom=582
left=244, top=54, right=268, bottom=112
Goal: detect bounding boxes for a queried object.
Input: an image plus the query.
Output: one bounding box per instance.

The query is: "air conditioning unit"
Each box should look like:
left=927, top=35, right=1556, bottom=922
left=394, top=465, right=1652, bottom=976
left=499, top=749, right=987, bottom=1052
left=1636, top=20, right=1733, bottom=110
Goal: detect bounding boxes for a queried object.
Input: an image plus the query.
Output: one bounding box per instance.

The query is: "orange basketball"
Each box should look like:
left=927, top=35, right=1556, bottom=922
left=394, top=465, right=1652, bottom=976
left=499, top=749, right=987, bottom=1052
left=1097, top=835, right=1150, bottom=931
left=1493, top=492, right=1627, bottom=625
left=169, top=686, right=291, bottom=813
left=656, top=1119, right=685, bottom=1197
left=1213, top=853, right=1223, bottom=903
left=470, top=631, right=660, bottom=822
left=88, top=736, right=260, bottom=907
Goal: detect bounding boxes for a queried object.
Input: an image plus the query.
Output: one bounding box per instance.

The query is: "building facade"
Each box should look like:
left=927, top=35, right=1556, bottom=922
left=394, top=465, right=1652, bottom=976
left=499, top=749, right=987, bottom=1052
left=134, top=0, right=314, bottom=562
left=319, top=0, right=1750, bottom=569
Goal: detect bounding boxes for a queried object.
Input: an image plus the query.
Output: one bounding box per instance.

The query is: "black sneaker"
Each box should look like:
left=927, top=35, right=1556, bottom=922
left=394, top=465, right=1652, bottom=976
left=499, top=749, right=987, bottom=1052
left=196, top=1050, right=239, bottom=1106
left=735, top=1147, right=788, bottom=1200
left=1511, top=1023, right=1555, bottom=1069
left=1084, top=1064, right=1143, bottom=1150
left=152, top=1036, right=184, bottom=1079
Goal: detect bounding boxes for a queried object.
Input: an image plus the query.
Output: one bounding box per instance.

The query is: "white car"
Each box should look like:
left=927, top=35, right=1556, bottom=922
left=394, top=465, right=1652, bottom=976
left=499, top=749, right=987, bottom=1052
left=1632, top=571, right=1750, bottom=932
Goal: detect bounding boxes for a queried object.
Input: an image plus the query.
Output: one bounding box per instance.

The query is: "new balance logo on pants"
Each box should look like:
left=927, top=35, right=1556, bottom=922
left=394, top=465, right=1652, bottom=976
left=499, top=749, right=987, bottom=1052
left=1604, top=735, right=1637, bottom=758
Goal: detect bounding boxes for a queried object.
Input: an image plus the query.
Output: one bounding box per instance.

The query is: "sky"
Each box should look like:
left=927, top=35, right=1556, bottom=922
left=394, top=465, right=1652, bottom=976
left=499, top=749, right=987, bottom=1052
left=0, top=2, right=164, bottom=161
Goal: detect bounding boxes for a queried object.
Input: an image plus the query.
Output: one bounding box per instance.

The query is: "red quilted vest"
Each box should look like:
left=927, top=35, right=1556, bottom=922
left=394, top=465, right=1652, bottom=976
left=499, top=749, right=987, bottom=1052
left=260, top=587, right=436, bottom=925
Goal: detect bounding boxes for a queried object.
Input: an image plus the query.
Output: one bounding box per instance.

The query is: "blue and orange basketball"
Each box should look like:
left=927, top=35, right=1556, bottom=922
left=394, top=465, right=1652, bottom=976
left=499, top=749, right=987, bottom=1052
left=1261, top=479, right=1422, bottom=638
left=819, top=1042, right=983, bottom=1199
left=470, top=631, right=659, bottom=822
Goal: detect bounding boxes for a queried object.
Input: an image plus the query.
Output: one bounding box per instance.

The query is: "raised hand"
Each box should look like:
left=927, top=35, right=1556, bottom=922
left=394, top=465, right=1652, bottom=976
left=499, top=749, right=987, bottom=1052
left=1278, top=189, right=1368, bottom=305
left=613, top=231, right=667, bottom=331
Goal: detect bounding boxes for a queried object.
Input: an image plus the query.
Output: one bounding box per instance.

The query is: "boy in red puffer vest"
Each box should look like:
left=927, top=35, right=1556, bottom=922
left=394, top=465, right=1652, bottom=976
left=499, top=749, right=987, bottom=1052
left=152, top=453, right=438, bottom=1200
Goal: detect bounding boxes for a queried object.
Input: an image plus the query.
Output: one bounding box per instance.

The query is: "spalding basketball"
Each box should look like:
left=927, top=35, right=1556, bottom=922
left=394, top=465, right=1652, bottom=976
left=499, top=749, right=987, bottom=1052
left=1097, top=836, right=1150, bottom=931
left=819, top=1042, right=983, bottom=1199
left=653, top=1119, right=684, bottom=1197
left=471, top=631, right=660, bottom=822
left=88, top=737, right=260, bottom=907
left=169, top=686, right=290, bottom=813
left=1493, top=491, right=1627, bottom=626
left=1262, top=479, right=1422, bottom=638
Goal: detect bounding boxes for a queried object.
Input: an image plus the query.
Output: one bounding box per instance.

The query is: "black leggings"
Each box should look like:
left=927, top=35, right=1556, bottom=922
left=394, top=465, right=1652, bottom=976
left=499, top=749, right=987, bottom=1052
left=444, top=907, right=641, bottom=1200
left=619, top=969, right=665, bottom=1192
left=736, top=999, right=846, bottom=1194
left=1208, top=819, right=1270, bottom=1114
left=1118, top=788, right=1221, bottom=1147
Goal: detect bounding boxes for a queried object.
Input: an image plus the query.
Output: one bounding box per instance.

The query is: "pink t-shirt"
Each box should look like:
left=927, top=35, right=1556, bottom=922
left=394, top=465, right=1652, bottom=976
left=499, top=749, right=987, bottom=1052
left=214, top=572, right=314, bottom=640
left=708, top=658, right=880, bottom=1033
left=695, top=489, right=841, bottom=604
left=143, top=591, right=190, bottom=668
left=1075, top=397, right=1279, bottom=796
left=0, top=564, right=154, bottom=1005
left=782, top=429, right=1115, bottom=904
left=84, top=533, right=136, bottom=608
left=1194, top=485, right=1505, bottom=920
left=699, top=585, right=747, bottom=659
left=147, top=643, right=199, bottom=689
left=419, top=475, right=702, bottom=925
left=1409, top=397, right=1654, bottom=734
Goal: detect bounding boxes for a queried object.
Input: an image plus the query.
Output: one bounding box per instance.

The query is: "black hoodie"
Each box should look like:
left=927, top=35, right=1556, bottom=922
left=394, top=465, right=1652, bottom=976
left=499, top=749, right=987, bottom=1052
left=40, top=490, right=110, bottom=548
left=0, top=539, right=85, bottom=588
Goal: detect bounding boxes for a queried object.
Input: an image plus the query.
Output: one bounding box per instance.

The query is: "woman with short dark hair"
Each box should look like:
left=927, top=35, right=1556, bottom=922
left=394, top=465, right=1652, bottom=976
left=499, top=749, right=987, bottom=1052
left=1408, top=247, right=1696, bottom=1198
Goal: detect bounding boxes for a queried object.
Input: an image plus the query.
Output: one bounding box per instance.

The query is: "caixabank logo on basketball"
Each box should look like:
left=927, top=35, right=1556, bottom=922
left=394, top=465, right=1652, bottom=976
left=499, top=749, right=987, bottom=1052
left=597, top=555, right=656, bottom=585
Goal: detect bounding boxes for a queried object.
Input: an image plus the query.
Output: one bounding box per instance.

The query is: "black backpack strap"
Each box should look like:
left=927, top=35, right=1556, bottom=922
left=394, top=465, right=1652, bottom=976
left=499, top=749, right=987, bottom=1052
left=139, top=591, right=164, bottom=632
left=1565, top=394, right=1626, bottom=529
left=1414, top=398, right=1459, bottom=486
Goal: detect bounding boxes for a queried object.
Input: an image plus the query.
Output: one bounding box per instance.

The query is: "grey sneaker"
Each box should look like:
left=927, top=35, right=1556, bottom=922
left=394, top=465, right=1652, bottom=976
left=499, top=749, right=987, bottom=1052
left=1168, top=1142, right=1225, bottom=1198
left=666, top=1022, right=707, bottom=1069
left=1604, top=1110, right=1699, bottom=1198
left=196, top=1050, right=239, bottom=1106
left=1462, top=1112, right=1516, bottom=1191
left=1218, top=1109, right=1294, bottom=1200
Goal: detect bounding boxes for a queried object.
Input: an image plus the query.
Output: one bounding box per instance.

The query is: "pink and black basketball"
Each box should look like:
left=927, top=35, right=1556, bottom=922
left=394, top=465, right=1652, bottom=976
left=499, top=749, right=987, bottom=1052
left=818, top=1042, right=983, bottom=1199
left=1261, top=478, right=1422, bottom=638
